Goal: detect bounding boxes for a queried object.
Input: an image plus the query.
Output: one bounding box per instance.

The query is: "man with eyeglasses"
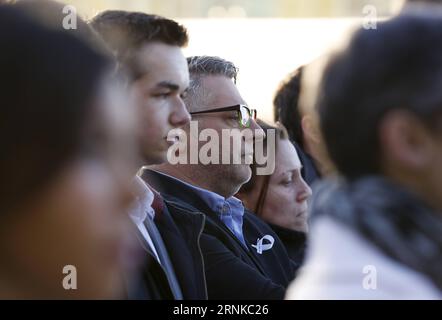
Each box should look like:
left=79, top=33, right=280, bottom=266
left=144, top=56, right=296, bottom=299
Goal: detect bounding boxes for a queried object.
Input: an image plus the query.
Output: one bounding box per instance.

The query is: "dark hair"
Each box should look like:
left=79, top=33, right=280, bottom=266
left=90, top=10, right=189, bottom=81
left=319, top=10, right=442, bottom=180
left=273, top=66, right=304, bottom=148
left=0, top=6, right=111, bottom=213
left=239, top=120, right=288, bottom=215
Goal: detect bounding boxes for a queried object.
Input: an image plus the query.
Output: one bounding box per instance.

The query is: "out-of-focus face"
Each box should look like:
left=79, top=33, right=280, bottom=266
left=0, top=79, right=140, bottom=299
left=130, top=42, right=191, bottom=165
left=260, top=139, right=312, bottom=232
left=187, top=75, right=264, bottom=197
left=426, top=131, right=442, bottom=212
left=380, top=111, right=442, bottom=214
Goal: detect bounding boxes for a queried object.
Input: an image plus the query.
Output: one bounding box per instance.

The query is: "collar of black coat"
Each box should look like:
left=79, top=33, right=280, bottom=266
left=141, top=168, right=293, bottom=277
left=141, top=168, right=223, bottom=220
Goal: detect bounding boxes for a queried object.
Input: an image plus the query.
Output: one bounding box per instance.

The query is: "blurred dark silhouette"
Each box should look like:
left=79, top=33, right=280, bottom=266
left=274, top=67, right=320, bottom=185
left=0, top=5, right=137, bottom=299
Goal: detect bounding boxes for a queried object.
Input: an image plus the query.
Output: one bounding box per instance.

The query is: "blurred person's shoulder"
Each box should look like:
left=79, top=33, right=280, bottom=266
left=286, top=216, right=441, bottom=300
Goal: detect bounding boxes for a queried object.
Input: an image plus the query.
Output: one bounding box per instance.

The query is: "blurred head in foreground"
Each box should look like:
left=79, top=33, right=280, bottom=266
left=319, top=10, right=442, bottom=212
left=0, top=6, right=137, bottom=299
left=287, top=9, right=442, bottom=300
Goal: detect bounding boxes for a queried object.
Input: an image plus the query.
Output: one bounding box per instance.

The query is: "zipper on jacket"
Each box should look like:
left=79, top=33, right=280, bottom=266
left=194, top=212, right=208, bottom=299
left=166, top=200, right=209, bottom=300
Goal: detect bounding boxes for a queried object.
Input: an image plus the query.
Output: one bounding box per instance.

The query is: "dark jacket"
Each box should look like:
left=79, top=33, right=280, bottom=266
left=267, top=223, right=306, bottom=271
left=129, top=190, right=207, bottom=300
left=142, top=169, right=296, bottom=300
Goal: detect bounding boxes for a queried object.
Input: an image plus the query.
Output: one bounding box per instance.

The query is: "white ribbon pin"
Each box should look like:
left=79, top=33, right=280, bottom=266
left=251, top=235, right=275, bottom=254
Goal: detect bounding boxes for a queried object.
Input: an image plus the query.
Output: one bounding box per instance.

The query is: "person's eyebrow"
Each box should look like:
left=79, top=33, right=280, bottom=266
left=155, top=81, right=180, bottom=91
left=280, top=166, right=303, bottom=177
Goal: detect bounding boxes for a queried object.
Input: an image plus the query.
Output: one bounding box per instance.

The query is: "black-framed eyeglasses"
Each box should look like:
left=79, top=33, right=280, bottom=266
left=190, top=104, right=257, bottom=128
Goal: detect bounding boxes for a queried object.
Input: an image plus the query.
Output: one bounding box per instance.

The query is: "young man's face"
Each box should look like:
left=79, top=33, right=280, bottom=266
left=130, top=42, right=190, bottom=165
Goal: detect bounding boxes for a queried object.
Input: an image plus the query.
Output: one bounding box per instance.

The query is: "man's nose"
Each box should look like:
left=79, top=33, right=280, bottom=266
left=170, top=98, right=191, bottom=128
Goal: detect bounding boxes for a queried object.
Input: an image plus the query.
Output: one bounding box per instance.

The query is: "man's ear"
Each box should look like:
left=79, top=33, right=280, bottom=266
left=301, top=115, right=321, bottom=144
left=379, top=110, right=433, bottom=170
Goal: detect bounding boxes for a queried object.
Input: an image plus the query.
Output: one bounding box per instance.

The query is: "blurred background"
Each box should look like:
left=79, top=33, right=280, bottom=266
left=68, top=0, right=406, bottom=121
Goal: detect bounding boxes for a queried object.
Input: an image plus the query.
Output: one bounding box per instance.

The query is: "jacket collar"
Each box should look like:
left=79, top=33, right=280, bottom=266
left=142, top=169, right=262, bottom=254
left=141, top=169, right=226, bottom=221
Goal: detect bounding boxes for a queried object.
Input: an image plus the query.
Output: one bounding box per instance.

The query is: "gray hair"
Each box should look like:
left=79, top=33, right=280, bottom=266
left=185, top=56, right=239, bottom=111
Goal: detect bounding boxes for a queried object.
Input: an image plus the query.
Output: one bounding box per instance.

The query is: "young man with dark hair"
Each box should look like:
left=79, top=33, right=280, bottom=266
left=91, top=10, right=188, bottom=83
left=90, top=11, right=207, bottom=300
left=288, top=9, right=442, bottom=299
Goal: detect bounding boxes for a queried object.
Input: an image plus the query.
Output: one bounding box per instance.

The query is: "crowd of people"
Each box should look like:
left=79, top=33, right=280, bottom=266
left=0, top=0, right=441, bottom=299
